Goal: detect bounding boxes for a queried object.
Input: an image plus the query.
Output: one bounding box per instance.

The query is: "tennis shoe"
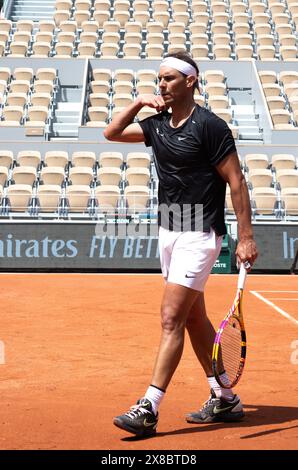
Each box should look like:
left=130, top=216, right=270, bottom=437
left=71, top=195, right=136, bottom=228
left=186, top=389, right=244, bottom=423
left=113, top=398, right=158, bottom=437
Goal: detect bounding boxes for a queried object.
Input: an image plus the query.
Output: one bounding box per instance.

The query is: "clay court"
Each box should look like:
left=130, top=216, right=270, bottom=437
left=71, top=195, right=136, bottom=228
left=0, top=273, right=297, bottom=450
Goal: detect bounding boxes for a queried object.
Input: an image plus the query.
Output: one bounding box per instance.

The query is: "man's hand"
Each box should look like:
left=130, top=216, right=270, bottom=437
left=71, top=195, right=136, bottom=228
left=236, top=238, right=258, bottom=270
left=137, top=94, right=167, bottom=113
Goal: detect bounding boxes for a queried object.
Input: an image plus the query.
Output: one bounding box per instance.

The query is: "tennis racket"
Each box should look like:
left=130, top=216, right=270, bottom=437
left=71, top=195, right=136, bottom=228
left=212, top=262, right=249, bottom=389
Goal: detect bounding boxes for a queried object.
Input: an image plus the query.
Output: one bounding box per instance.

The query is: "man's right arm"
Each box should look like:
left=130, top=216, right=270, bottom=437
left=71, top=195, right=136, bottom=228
left=103, top=95, right=166, bottom=143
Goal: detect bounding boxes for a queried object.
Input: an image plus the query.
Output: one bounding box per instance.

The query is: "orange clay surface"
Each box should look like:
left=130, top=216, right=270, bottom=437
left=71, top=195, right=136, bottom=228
left=0, top=273, right=297, bottom=450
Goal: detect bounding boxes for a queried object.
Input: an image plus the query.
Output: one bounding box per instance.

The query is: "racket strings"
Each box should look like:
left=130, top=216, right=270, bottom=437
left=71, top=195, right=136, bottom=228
left=219, top=318, right=242, bottom=384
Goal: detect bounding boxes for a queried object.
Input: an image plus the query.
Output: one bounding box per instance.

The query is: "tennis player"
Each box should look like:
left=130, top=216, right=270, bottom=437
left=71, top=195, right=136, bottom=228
left=104, top=50, right=258, bottom=437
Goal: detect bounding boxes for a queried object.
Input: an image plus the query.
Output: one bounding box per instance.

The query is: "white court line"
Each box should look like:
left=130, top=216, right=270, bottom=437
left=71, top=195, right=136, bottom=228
left=267, top=298, right=298, bottom=301
left=250, top=291, right=298, bottom=326
left=255, top=290, right=298, bottom=293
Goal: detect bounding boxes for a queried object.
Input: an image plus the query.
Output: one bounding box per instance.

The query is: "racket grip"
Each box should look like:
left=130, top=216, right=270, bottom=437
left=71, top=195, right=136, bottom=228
left=237, top=262, right=248, bottom=290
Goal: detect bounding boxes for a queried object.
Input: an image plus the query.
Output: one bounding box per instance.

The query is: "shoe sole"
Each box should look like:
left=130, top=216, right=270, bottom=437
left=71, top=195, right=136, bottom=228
left=186, top=411, right=245, bottom=424
left=113, top=417, right=157, bottom=437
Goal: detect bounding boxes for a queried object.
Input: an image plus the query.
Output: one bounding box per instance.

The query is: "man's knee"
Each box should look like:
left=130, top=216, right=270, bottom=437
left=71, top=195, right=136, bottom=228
left=160, top=303, right=185, bottom=333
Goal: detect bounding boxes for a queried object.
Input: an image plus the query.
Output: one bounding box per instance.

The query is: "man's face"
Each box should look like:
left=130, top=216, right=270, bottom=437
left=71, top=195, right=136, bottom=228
left=158, top=66, right=190, bottom=106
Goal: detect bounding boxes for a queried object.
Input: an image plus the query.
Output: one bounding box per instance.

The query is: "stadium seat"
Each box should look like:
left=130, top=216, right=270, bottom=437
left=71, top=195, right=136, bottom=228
left=99, top=152, right=123, bottom=168
left=276, top=169, right=298, bottom=188
left=126, top=167, right=150, bottom=186
left=66, top=185, right=91, bottom=212
left=97, top=167, right=122, bottom=186
left=281, top=187, right=298, bottom=215
left=0, top=150, right=13, bottom=169
left=40, top=166, right=65, bottom=186
left=251, top=187, right=278, bottom=215
left=126, top=152, right=151, bottom=169
left=72, top=151, right=96, bottom=168
left=44, top=151, right=69, bottom=168
left=17, top=150, right=41, bottom=168
left=95, top=185, right=121, bottom=211
left=12, top=166, right=36, bottom=185
left=69, top=167, right=94, bottom=186
left=7, top=184, right=32, bottom=211
left=37, top=185, right=61, bottom=212
left=0, top=166, right=8, bottom=187
left=271, top=154, right=296, bottom=171
left=124, top=185, right=150, bottom=212
left=244, top=153, right=269, bottom=171
left=248, top=169, right=273, bottom=188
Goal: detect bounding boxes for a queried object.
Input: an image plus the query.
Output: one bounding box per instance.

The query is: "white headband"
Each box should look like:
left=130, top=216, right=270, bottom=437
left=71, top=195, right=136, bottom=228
left=160, top=57, right=198, bottom=78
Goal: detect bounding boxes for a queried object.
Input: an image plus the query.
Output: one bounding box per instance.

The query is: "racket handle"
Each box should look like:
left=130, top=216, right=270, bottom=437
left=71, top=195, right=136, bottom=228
left=237, top=262, right=248, bottom=290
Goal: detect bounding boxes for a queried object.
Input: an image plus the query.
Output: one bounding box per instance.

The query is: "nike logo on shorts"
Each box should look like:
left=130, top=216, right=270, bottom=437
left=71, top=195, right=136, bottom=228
left=185, top=273, right=196, bottom=278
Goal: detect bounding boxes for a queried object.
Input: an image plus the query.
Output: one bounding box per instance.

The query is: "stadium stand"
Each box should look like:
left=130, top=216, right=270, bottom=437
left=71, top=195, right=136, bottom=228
left=0, top=0, right=297, bottom=259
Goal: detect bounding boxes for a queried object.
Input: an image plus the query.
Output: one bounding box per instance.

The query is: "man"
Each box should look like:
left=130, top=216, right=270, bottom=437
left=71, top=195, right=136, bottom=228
left=104, top=51, right=258, bottom=437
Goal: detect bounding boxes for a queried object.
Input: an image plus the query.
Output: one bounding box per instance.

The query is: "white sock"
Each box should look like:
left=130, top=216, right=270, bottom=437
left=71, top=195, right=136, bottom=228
left=207, top=374, right=234, bottom=401
left=144, top=385, right=165, bottom=415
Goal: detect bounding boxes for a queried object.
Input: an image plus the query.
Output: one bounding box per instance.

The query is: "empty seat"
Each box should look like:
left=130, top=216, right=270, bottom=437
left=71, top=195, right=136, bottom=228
left=204, top=70, right=225, bottom=83
left=97, top=167, right=122, bottom=186
left=34, top=80, right=54, bottom=95
left=245, top=153, right=269, bottom=170
left=271, top=154, right=296, bottom=171
left=13, top=67, right=33, bottom=82
left=126, top=167, right=150, bottom=186
left=37, top=185, right=61, bottom=212
left=44, top=151, right=69, bottom=168
left=0, top=67, right=11, bottom=82
left=36, top=68, right=57, bottom=82
left=258, top=70, right=277, bottom=84
left=95, top=185, right=120, bottom=211
left=32, top=43, right=51, bottom=58
left=0, top=166, right=8, bottom=187
left=17, top=150, right=41, bottom=168
left=27, top=106, right=48, bottom=124
left=281, top=187, right=298, bottom=215
left=208, top=96, right=229, bottom=109
left=7, top=184, right=32, bottom=211
left=0, top=150, right=13, bottom=169
left=99, top=152, right=123, bottom=168
left=248, top=169, right=273, bottom=187
left=69, top=167, right=94, bottom=185
left=78, top=43, right=97, bottom=57
left=252, top=187, right=278, bottom=215
left=271, top=109, right=291, bottom=126
left=12, top=166, right=36, bottom=185
left=30, top=92, right=52, bottom=108
left=124, top=185, right=150, bottom=211
left=113, top=94, right=133, bottom=107
left=2, top=106, right=24, bottom=123
left=266, top=96, right=286, bottom=110
left=66, top=185, right=91, bottom=212
left=126, top=152, right=151, bottom=168
left=6, top=93, right=28, bottom=107
left=40, top=166, right=65, bottom=185
left=276, top=169, right=298, bottom=188
left=72, top=151, right=96, bottom=168
left=9, top=80, right=30, bottom=94
left=114, top=81, right=134, bottom=94
left=87, top=106, right=108, bottom=125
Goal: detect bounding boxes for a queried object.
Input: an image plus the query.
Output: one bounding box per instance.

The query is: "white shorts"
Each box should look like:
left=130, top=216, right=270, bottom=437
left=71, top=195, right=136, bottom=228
left=158, top=226, right=223, bottom=292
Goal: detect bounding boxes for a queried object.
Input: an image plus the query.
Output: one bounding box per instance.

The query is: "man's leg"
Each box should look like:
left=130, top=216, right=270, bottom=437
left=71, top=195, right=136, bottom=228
left=185, top=295, right=244, bottom=423
left=113, top=282, right=199, bottom=436
left=150, top=282, right=200, bottom=390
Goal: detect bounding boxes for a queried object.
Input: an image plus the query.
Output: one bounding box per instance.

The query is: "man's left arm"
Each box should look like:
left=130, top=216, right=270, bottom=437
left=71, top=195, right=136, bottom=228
left=216, top=151, right=258, bottom=268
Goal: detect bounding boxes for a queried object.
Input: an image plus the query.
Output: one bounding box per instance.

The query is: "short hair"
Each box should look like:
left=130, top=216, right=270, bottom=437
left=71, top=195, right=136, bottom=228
left=165, top=49, right=199, bottom=90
